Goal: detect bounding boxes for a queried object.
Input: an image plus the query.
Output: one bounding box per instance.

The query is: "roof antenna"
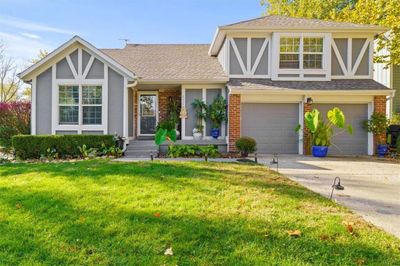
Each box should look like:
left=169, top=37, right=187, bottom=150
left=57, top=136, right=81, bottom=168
left=118, top=38, right=130, bottom=46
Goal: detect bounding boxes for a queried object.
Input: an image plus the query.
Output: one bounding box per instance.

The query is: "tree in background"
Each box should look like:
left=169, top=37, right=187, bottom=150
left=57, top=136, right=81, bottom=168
left=21, top=49, right=50, bottom=99
left=0, top=101, right=30, bottom=150
left=262, top=0, right=400, bottom=65
left=0, top=43, right=21, bottom=102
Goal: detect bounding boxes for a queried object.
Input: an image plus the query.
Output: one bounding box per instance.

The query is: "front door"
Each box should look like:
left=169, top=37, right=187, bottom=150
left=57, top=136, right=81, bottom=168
left=138, top=92, right=158, bottom=136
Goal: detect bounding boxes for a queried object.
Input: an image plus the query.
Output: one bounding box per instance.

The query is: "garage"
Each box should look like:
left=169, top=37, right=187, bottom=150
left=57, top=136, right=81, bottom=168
left=313, top=104, right=369, bottom=155
left=241, top=103, right=299, bottom=154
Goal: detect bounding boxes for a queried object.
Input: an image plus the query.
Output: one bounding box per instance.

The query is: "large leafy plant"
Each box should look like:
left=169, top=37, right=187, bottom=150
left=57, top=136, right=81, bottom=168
left=297, top=108, right=353, bottom=147
left=208, top=95, right=227, bottom=129
left=155, top=120, right=177, bottom=145
left=191, top=99, right=208, bottom=132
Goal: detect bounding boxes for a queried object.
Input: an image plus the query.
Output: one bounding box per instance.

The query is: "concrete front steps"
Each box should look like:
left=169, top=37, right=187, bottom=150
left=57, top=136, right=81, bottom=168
left=125, top=140, right=158, bottom=158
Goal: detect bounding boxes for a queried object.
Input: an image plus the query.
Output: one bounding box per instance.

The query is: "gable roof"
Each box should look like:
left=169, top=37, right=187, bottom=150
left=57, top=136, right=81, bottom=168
left=101, top=44, right=228, bottom=83
left=19, top=36, right=136, bottom=82
left=209, top=15, right=388, bottom=55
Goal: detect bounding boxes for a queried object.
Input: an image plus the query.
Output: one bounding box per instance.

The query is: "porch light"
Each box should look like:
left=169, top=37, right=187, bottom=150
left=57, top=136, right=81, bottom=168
left=150, top=151, right=154, bottom=161
left=329, top=177, right=344, bottom=200
left=306, top=97, right=313, bottom=105
left=270, top=153, right=279, bottom=171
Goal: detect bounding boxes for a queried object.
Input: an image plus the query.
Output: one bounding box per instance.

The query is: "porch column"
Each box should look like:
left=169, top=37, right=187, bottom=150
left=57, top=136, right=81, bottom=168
left=303, top=102, right=313, bottom=155
left=228, top=93, right=241, bottom=152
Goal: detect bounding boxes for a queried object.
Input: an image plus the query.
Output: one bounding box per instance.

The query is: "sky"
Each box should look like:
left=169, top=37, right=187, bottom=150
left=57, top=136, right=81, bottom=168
left=0, top=0, right=265, bottom=65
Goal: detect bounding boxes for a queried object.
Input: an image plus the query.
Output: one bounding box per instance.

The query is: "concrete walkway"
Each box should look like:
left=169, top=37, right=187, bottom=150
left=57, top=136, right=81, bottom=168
left=259, top=155, right=400, bottom=238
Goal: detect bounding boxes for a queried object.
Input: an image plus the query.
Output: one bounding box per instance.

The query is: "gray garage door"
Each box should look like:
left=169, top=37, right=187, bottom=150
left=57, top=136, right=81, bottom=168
left=242, top=103, right=299, bottom=154
left=314, top=104, right=368, bottom=155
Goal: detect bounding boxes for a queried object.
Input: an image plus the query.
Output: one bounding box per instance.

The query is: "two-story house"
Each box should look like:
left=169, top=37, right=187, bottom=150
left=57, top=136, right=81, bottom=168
left=19, top=15, right=393, bottom=156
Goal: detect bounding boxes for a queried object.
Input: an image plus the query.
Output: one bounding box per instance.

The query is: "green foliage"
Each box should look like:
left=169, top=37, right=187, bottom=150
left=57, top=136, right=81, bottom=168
left=364, top=112, right=389, bottom=144
left=298, top=107, right=353, bottom=147
left=191, top=99, right=208, bottom=131
left=390, top=113, right=400, bottom=125
left=262, top=0, right=400, bottom=65
left=235, top=137, right=257, bottom=157
left=167, top=98, right=180, bottom=125
left=155, top=120, right=177, bottom=146
left=78, top=144, right=97, bottom=159
left=208, top=95, right=227, bottom=129
left=12, top=135, right=115, bottom=160
left=167, top=144, right=218, bottom=158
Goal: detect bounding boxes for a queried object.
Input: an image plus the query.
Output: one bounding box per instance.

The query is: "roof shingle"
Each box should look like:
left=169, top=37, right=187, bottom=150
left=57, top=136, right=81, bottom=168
left=101, top=44, right=228, bottom=82
left=228, top=78, right=391, bottom=91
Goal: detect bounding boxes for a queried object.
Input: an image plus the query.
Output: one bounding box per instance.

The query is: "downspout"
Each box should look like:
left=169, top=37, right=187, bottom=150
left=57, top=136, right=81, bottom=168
left=122, top=79, right=138, bottom=153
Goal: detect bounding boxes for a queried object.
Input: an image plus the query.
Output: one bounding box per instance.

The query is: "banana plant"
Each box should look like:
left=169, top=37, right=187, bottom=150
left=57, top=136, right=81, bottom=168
left=155, top=120, right=177, bottom=145
left=296, top=107, right=353, bottom=146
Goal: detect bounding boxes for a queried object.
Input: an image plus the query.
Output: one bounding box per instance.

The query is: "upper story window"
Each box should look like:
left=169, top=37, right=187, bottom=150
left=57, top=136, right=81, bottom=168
left=59, top=85, right=102, bottom=125
left=279, top=37, right=323, bottom=69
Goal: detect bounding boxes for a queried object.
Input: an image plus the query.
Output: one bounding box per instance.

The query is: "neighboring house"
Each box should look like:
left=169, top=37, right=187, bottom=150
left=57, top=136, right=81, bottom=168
left=19, top=15, right=393, bottom=156
left=374, top=60, right=400, bottom=115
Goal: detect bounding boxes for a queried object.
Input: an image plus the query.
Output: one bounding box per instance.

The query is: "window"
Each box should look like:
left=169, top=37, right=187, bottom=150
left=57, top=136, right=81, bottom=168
left=58, top=85, right=102, bottom=126
left=303, top=38, right=323, bottom=69
left=279, top=37, right=323, bottom=70
left=279, top=38, right=300, bottom=69
left=59, top=85, right=79, bottom=125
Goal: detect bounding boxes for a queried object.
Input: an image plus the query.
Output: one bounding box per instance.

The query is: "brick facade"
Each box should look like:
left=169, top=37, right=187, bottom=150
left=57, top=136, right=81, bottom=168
left=373, top=95, right=387, bottom=149
left=303, top=102, right=313, bottom=155
left=228, top=94, right=241, bottom=152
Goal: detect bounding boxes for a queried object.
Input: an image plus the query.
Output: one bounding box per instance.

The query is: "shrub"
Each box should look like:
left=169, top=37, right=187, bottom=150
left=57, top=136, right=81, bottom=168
left=12, top=135, right=115, bottom=160
left=235, top=137, right=257, bottom=157
left=0, top=101, right=30, bottom=150
left=167, top=145, right=218, bottom=158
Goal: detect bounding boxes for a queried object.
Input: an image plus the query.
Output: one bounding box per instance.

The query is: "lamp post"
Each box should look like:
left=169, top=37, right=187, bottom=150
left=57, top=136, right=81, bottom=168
left=329, top=177, right=344, bottom=200
left=270, top=153, right=279, bottom=171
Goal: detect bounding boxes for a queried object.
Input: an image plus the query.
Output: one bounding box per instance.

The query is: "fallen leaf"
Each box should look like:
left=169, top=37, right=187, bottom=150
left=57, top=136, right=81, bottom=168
left=15, top=203, right=22, bottom=209
left=239, top=198, right=245, bottom=205
left=79, top=216, right=86, bottom=222
left=153, top=213, right=161, bottom=218
left=343, top=221, right=354, bottom=234
left=355, top=258, right=366, bottom=265
left=319, top=235, right=330, bottom=241
left=164, top=247, right=173, bottom=256
left=287, top=230, right=301, bottom=237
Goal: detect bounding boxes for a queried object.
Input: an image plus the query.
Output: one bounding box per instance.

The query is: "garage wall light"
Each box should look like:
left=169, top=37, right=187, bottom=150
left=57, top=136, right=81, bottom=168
left=306, top=97, right=313, bottom=105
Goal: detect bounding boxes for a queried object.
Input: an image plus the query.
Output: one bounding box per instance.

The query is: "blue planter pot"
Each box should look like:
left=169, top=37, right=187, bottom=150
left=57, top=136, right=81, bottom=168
left=377, top=144, right=388, bottom=157
left=312, top=146, right=329, bottom=157
left=211, top=128, right=220, bottom=139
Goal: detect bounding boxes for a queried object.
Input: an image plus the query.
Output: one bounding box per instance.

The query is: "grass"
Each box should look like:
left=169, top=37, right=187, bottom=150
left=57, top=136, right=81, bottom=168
left=0, top=160, right=399, bottom=265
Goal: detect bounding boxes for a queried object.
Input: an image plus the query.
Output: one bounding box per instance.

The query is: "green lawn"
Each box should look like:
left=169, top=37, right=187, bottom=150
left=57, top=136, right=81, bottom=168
left=0, top=160, right=399, bottom=265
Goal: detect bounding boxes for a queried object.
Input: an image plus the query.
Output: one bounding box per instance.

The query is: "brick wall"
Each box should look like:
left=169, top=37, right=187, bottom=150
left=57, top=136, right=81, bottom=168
left=158, top=89, right=181, bottom=122
left=303, top=103, right=312, bottom=155
left=228, top=94, right=241, bottom=152
left=374, top=95, right=387, bottom=148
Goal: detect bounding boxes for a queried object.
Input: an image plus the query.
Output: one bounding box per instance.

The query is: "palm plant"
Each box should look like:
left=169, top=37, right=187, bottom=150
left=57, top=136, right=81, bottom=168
left=191, top=99, right=208, bottom=133
left=208, top=95, right=227, bottom=129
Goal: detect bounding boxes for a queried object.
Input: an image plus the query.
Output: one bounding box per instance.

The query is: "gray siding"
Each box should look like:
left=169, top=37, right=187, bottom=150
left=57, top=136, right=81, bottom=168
left=56, top=58, right=74, bottom=79
left=36, top=68, right=52, bottom=134
left=229, top=44, right=243, bottom=75
left=82, top=50, right=91, bottom=72
left=314, top=104, right=368, bottom=155
left=56, top=130, right=78, bottom=135
left=128, top=87, right=134, bottom=137
left=254, top=43, right=268, bottom=75
left=235, top=38, right=247, bottom=67
left=185, top=89, right=202, bottom=136
left=82, top=130, right=104, bottom=135
left=332, top=38, right=369, bottom=76
left=108, top=67, right=124, bottom=136
left=242, top=103, right=299, bottom=154
left=355, top=43, right=369, bottom=75
left=331, top=47, right=344, bottom=76
left=86, top=59, right=104, bottom=79
left=70, top=49, right=78, bottom=72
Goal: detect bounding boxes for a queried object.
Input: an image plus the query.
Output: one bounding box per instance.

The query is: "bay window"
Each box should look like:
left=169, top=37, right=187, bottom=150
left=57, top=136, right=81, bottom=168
left=58, top=85, right=102, bottom=126
left=279, top=36, right=324, bottom=70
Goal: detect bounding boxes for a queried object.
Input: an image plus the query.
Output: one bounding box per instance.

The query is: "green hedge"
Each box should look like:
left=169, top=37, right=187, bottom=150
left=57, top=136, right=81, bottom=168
left=12, top=135, right=115, bottom=159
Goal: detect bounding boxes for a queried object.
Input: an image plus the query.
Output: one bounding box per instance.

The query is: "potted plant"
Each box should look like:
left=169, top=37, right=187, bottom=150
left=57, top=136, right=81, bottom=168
left=296, top=107, right=353, bottom=157
left=364, top=112, right=389, bottom=157
left=191, top=99, right=207, bottom=140
left=155, top=120, right=177, bottom=146
left=208, top=95, right=227, bottom=139
left=167, top=97, right=181, bottom=137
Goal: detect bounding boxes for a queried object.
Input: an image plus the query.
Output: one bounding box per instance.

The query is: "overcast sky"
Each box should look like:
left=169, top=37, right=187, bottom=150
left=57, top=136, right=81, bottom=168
left=0, top=0, right=264, bottom=65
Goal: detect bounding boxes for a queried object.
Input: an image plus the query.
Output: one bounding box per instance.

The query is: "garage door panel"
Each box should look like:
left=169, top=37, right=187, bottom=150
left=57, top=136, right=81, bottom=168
left=314, top=104, right=368, bottom=155
left=242, top=103, right=299, bottom=154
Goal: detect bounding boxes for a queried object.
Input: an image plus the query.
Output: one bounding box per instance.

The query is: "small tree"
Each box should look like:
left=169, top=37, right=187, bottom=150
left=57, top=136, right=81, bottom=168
left=363, top=112, right=389, bottom=144
left=0, top=101, right=30, bottom=150
left=208, top=95, right=227, bottom=129
left=191, top=99, right=208, bottom=133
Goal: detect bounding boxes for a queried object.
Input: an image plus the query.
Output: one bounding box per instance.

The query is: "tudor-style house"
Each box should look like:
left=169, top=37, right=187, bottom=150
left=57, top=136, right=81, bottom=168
left=19, top=15, right=394, bottom=156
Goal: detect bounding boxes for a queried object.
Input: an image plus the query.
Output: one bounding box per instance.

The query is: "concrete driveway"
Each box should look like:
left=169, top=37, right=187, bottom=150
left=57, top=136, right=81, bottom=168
left=259, top=155, right=400, bottom=238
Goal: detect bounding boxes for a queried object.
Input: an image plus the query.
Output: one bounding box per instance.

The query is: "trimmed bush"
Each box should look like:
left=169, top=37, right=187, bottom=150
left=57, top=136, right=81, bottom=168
left=167, top=144, right=218, bottom=158
left=235, top=137, right=257, bottom=157
left=12, top=135, right=115, bottom=159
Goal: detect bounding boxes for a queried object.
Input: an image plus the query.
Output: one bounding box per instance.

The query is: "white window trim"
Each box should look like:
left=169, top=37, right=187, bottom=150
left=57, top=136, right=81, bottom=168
left=272, top=32, right=331, bottom=81
left=51, top=48, right=108, bottom=134
left=137, top=91, right=159, bottom=137
left=181, top=85, right=227, bottom=140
